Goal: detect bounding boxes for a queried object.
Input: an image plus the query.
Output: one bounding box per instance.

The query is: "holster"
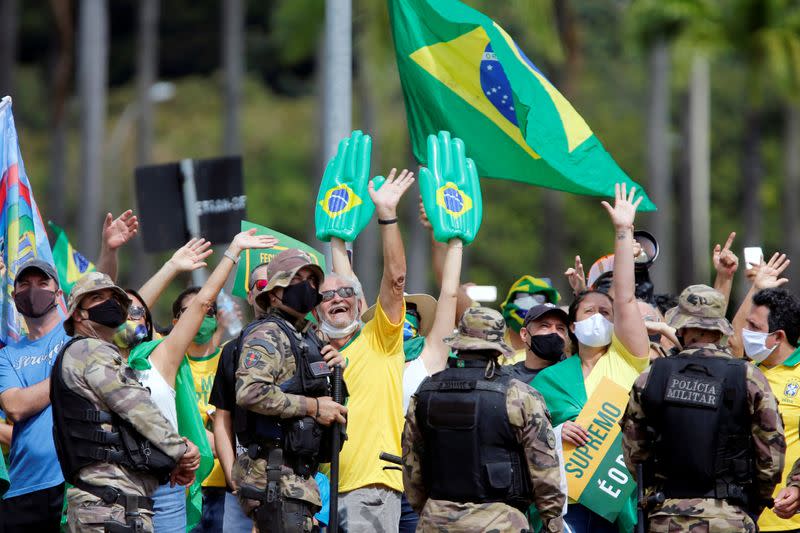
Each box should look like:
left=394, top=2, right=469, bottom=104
left=72, top=479, right=150, bottom=533
left=239, top=448, right=286, bottom=533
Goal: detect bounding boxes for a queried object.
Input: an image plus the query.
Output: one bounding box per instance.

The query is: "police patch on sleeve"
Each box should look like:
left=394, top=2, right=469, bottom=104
left=664, top=372, right=722, bottom=408
left=243, top=351, right=261, bottom=369
left=546, top=428, right=556, bottom=450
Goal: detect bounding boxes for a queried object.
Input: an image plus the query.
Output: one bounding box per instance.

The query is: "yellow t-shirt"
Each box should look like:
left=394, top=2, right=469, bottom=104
left=339, top=300, right=405, bottom=493
left=758, top=350, right=800, bottom=531
left=186, top=348, right=226, bottom=488
left=584, top=334, right=649, bottom=398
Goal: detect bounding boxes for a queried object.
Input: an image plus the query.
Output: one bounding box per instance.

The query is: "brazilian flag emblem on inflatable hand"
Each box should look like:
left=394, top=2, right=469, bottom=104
left=315, top=130, right=384, bottom=242
left=419, top=131, right=483, bottom=244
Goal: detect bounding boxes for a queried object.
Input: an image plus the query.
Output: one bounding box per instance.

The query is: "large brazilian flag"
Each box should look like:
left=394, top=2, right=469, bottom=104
left=388, top=0, right=655, bottom=210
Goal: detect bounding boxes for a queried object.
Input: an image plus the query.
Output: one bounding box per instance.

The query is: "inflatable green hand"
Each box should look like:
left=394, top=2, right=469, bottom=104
left=315, top=130, right=377, bottom=242
left=419, top=131, right=483, bottom=245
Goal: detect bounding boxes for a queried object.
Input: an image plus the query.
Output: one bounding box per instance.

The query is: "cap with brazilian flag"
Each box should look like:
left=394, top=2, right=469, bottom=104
left=48, top=221, right=95, bottom=295
left=388, top=0, right=655, bottom=209
left=232, top=220, right=326, bottom=299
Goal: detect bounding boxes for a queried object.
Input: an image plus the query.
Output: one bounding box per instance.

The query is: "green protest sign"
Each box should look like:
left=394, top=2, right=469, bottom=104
left=232, top=220, right=326, bottom=298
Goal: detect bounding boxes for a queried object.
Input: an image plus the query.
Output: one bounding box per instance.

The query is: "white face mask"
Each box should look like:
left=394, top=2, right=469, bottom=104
left=742, top=328, right=777, bottom=362
left=573, top=313, right=613, bottom=348
left=319, top=317, right=362, bottom=339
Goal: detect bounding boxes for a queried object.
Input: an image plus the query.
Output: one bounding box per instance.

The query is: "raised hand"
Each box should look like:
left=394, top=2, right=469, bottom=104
left=169, top=238, right=214, bottom=272
left=230, top=229, right=279, bottom=255
left=315, top=130, right=376, bottom=242
left=565, top=255, right=587, bottom=295
left=103, top=210, right=139, bottom=250
left=368, top=168, right=415, bottom=219
left=754, top=252, right=790, bottom=290
left=601, top=183, right=642, bottom=229
left=713, top=232, right=739, bottom=278
left=418, top=131, right=483, bottom=245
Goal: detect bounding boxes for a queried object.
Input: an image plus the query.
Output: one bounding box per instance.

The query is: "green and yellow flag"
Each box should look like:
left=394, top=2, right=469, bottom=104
left=232, top=220, right=326, bottom=298
left=48, top=221, right=95, bottom=295
left=388, top=0, right=655, bottom=209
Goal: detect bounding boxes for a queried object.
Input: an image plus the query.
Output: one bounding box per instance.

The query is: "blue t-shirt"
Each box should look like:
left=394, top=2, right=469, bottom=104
left=0, top=324, right=69, bottom=498
left=315, top=472, right=330, bottom=526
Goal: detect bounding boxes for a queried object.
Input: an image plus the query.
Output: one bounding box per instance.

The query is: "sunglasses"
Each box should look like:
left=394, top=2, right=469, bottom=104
left=176, top=305, right=217, bottom=319
left=128, top=305, right=146, bottom=320
left=320, top=287, right=355, bottom=302
left=250, top=278, right=269, bottom=292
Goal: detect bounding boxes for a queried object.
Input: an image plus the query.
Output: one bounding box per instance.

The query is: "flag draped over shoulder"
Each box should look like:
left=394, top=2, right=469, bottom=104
left=0, top=96, right=59, bottom=346
left=388, top=0, right=655, bottom=210
left=49, top=221, right=95, bottom=296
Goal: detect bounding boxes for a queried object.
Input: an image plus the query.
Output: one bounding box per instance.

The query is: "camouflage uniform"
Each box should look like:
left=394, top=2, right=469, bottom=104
left=403, top=307, right=565, bottom=532
left=620, top=285, right=786, bottom=533
left=233, top=249, right=325, bottom=530
left=59, top=273, right=187, bottom=532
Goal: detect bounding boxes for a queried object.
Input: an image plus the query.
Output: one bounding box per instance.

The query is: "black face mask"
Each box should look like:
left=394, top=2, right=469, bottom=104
left=649, top=333, right=662, bottom=344
left=528, top=332, right=565, bottom=362
left=281, top=280, right=321, bottom=315
left=84, top=298, right=127, bottom=329
left=14, top=286, right=57, bottom=318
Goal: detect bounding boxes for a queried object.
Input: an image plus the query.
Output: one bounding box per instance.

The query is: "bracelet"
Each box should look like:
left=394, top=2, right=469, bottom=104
left=314, top=398, right=320, bottom=419
left=223, top=250, right=240, bottom=264
left=378, top=218, right=398, bottom=225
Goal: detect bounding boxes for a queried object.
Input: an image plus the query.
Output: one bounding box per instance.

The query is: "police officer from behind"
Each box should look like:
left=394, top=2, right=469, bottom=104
left=51, top=272, right=199, bottom=533
left=621, top=284, right=786, bottom=533
left=233, top=249, right=347, bottom=533
left=403, top=306, right=565, bottom=532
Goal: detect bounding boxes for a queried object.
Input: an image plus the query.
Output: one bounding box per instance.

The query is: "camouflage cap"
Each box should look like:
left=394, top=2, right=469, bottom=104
left=255, top=249, right=325, bottom=307
left=64, top=271, right=131, bottom=336
left=665, top=284, right=733, bottom=336
left=443, top=306, right=514, bottom=356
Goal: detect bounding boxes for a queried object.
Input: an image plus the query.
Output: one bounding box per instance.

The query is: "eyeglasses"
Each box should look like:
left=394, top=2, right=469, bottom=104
left=128, top=305, right=146, bottom=320
left=176, top=304, right=217, bottom=319
left=320, top=287, right=355, bottom=302
left=249, top=278, right=268, bottom=292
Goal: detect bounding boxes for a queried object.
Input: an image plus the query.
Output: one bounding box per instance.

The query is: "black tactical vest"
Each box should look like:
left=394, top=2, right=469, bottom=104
left=50, top=338, right=177, bottom=485
left=234, top=316, right=332, bottom=452
left=640, top=350, right=753, bottom=502
left=414, top=360, right=531, bottom=511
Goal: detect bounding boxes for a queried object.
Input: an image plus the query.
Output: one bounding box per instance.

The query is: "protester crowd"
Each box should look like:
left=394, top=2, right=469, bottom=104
left=3, top=130, right=800, bottom=533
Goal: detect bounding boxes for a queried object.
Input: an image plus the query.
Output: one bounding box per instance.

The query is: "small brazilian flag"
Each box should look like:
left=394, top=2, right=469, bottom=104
left=388, top=0, right=655, bottom=210
left=48, top=221, right=95, bottom=295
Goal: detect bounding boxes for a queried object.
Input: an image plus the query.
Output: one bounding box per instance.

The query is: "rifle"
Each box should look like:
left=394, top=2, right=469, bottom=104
left=636, top=463, right=665, bottom=533
left=328, top=365, right=345, bottom=533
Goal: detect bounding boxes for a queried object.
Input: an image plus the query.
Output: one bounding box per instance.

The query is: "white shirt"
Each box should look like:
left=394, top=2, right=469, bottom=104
left=137, top=365, right=178, bottom=431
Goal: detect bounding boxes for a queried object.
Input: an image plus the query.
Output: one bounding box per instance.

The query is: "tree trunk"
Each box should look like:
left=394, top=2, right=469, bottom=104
left=741, top=105, right=763, bottom=249
left=688, top=54, right=710, bottom=285
left=783, top=104, right=800, bottom=291
left=646, top=39, right=673, bottom=294
left=222, top=0, right=244, bottom=156
left=77, top=0, right=108, bottom=255
left=676, top=91, right=694, bottom=291
left=47, top=0, right=73, bottom=226
left=0, top=0, right=18, bottom=97
left=129, top=0, right=160, bottom=287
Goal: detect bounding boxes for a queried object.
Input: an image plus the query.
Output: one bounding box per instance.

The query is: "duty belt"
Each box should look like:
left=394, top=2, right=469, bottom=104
left=73, top=479, right=154, bottom=511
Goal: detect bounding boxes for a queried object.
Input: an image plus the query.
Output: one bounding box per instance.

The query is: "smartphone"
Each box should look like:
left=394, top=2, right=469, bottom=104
left=466, top=285, right=497, bottom=302
left=744, top=247, right=764, bottom=268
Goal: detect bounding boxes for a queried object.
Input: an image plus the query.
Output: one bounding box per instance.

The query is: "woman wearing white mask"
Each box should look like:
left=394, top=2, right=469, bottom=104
left=532, top=183, right=650, bottom=533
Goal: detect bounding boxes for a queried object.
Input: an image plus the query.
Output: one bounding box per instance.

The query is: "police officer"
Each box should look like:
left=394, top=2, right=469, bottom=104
left=51, top=272, right=199, bottom=532
left=233, top=249, right=347, bottom=533
left=621, top=284, right=786, bottom=532
left=403, top=306, right=565, bottom=532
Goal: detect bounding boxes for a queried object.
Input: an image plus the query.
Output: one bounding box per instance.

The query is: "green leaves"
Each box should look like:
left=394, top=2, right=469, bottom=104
left=419, top=131, right=483, bottom=245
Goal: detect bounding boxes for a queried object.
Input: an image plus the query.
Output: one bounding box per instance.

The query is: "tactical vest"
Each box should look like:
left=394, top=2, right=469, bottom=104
left=234, top=315, right=334, bottom=467
left=414, top=360, right=532, bottom=511
left=50, top=338, right=177, bottom=485
left=640, top=350, right=754, bottom=503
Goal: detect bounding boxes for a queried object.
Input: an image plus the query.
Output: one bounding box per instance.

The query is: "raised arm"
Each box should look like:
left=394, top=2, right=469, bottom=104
left=151, top=231, right=277, bottom=384
left=601, top=183, right=649, bottom=357
left=95, top=210, right=139, bottom=280
left=137, top=238, right=213, bottom=308
left=369, top=168, right=414, bottom=324
left=712, top=232, right=739, bottom=310
left=420, top=239, right=463, bottom=374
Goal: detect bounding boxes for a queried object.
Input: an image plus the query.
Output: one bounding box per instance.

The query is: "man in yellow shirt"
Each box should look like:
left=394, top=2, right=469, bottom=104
left=313, top=169, right=414, bottom=531
left=734, top=286, right=800, bottom=532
